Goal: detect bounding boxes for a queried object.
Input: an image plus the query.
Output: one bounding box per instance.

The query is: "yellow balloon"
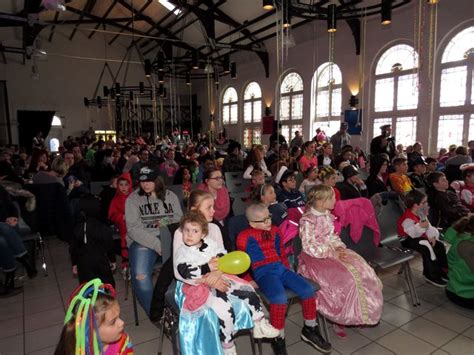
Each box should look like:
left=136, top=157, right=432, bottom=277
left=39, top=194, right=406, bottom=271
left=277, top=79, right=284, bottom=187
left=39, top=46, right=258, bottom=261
left=218, top=251, right=251, bottom=275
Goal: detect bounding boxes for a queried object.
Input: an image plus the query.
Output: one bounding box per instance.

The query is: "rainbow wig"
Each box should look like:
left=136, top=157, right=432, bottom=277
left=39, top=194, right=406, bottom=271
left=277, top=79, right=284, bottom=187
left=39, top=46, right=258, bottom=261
left=64, top=279, right=120, bottom=355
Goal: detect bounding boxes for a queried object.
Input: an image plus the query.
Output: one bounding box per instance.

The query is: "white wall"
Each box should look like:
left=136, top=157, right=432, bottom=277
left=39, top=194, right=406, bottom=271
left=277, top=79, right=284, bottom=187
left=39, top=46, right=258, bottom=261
left=0, top=26, right=146, bottom=143
left=194, top=0, right=474, bottom=155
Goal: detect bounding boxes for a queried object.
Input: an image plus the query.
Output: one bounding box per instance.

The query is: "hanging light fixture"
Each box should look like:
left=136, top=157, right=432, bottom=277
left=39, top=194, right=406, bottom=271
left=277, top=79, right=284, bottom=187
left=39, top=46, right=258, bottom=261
left=427, top=0, right=439, bottom=4
left=158, top=72, right=165, bottom=84
left=139, top=82, right=145, bottom=94
left=158, top=84, right=164, bottom=96
left=230, top=62, right=237, bottom=79
left=186, top=72, right=191, bottom=86
left=115, top=83, right=121, bottom=96
left=283, top=7, right=291, bottom=28
left=327, top=4, right=337, bottom=33
left=381, top=0, right=392, bottom=25
left=129, top=91, right=133, bottom=101
left=97, top=96, right=102, bottom=109
left=262, top=0, right=273, bottom=10
left=157, top=53, right=164, bottom=71
left=144, top=59, right=152, bottom=77
left=163, top=88, right=167, bottom=99
left=192, top=51, right=199, bottom=69
left=223, top=55, right=230, bottom=74
left=349, top=95, right=359, bottom=109
left=214, top=71, right=219, bottom=85
left=103, top=86, right=109, bottom=97
left=83, top=97, right=89, bottom=107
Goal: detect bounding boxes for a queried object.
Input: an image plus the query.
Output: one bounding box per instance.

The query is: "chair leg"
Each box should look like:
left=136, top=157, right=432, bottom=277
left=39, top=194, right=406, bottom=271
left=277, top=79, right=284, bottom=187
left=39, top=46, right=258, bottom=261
left=406, top=263, right=421, bottom=306
left=131, top=285, right=140, bottom=326
left=318, top=314, right=330, bottom=343
left=171, top=321, right=179, bottom=355
left=249, top=331, right=257, bottom=355
left=37, top=233, right=48, bottom=276
left=256, top=338, right=263, bottom=355
left=403, top=263, right=418, bottom=307
left=124, top=269, right=130, bottom=301
left=157, top=317, right=166, bottom=355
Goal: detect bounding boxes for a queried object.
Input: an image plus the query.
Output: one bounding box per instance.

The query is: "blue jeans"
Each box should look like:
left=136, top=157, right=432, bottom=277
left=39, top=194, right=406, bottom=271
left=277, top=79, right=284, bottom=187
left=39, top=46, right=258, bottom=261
left=128, top=241, right=160, bottom=315
left=0, top=223, right=27, bottom=272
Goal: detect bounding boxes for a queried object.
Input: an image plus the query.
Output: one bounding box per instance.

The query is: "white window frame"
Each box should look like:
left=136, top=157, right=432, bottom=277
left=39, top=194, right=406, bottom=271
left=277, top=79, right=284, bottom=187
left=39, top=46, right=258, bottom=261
left=278, top=72, right=304, bottom=140
left=242, top=82, right=263, bottom=146
left=371, top=44, right=419, bottom=145
left=222, top=87, right=238, bottom=125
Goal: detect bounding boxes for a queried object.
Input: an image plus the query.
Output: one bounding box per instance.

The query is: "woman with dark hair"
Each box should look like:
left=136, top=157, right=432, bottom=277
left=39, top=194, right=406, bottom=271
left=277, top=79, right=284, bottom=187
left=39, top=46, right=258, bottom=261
left=26, top=149, right=49, bottom=177
left=198, top=168, right=230, bottom=224
left=173, top=166, right=192, bottom=202
left=222, top=140, right=243, bottom=173
left=125, top=167, right=183, bottom=314
left=298, top=141, right=318, bottom=173
left=243, top=145, right=271, bottom=179
left=289, top=146, right=302, bottom=171
left=366, top=154, right=390, bottom=197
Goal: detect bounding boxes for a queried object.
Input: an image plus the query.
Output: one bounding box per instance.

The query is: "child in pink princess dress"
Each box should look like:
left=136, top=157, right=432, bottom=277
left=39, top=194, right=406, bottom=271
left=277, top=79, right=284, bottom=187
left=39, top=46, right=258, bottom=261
left=298, top=185, right=383, bottom=337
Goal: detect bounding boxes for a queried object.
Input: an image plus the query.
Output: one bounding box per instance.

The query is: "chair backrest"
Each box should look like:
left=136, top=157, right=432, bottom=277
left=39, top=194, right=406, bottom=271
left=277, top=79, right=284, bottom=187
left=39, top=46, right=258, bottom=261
left=340, top=225, right=378, bottom=259
left=167, top=185, right=186, bottom=211
left=227, top=215, right=250, bottom=248
left=357, top=168, right=369, bottom=180
left=377, top=199, right=404, bottom=246
left=295, top=172, right=305, bottom=190
left=90, top=181, right=109, bottom=195
left=224, top=171, right=243, bottom=182
left=226, top=178, right=250, bottom=194
left=160, top=224, right=176, bottom=264
left=231, top=192, right=250, bottom=216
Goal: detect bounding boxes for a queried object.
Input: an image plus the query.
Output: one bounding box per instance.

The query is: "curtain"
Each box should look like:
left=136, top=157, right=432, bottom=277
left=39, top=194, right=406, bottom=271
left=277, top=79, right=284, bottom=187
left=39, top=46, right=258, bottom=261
left=17, top=110, right=55, bottom=153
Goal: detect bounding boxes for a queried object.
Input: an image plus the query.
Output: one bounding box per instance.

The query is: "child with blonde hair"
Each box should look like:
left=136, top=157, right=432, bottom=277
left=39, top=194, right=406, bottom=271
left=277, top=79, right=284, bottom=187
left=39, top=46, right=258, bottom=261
left=298, top=185, right=383, bottom=337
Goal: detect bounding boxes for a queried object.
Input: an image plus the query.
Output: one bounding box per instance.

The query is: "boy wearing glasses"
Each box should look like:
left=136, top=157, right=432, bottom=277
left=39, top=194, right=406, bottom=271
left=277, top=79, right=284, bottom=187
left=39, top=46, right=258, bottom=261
left=236, top=204, right=331, bottom=355
left=397, top=189, right=448, bottom=287
left=276, top=168, right=305, bottom=209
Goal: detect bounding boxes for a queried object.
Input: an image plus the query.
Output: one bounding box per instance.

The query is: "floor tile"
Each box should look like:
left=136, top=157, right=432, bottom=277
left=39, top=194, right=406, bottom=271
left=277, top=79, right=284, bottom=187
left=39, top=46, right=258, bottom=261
left=126, top=318, right=160, bottom=345
left=388, top=293, right=438, bottom=316
left=25, top=306, right=65, bottom=332
left=24, top=293, right=63, bottom=315
left=441, top=335, right=474, bottom=355
left=440, top=300, right=474, bottom=320
left=0, top=290, right=23, bottom=306
left=0, top=334, right=24, bottom=355
left=0, top=300, right=23, bottom=321
left=382, top=284, right=406, bottom=301
left=0, top=316, right=23, bottom=339
left=400, top=317, right=458, bottom=347
left=23, top=283, right=60, bottom=301
left=381, top=303, right=418, bottom=327
left=463, top=325, right=474, bottom=340
left=430, top=349, right=450, bottom=355
left=26, top=345, right=57, bottom=355
left=423, top=307, right=474, bottom=333
left=24, top=323, right=64, bottom=353
left=353, top=319, right=397, bottom=341
left=133, top=337, right=173, bottom=355
left=377, top=329, right=437, bottom=355
left=328, top=328, right=372, bottom=355
left=416, top=284, right=449, bottom=306
left=352, top=342, right=395, bottom=355
left=287, top=339, right=341, bottom=354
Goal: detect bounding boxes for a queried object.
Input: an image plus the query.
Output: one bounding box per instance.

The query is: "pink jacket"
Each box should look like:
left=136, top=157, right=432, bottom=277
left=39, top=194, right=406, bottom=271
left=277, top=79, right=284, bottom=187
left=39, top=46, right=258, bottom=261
left=332, top=198, right=380, bottom=246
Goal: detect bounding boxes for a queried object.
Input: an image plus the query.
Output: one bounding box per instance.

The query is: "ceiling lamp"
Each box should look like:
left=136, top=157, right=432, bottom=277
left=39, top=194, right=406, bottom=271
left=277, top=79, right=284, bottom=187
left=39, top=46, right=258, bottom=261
left=192, top=51, right=199, bottom=70
left=427, top=0, right=439, bottom=4
left=262, top=0, right=273, bottom=10
left=158, top=72, right=165, bottom=83
left=381, top=0, right=392, bottom=25
left=327, top=4, right=337, bottom=33
left=223, top=55, right=230, bottom=74
left=139, top=82, right=145, bottom=94
left=144, top=59, right=152, bottom=77
left=186, top=72, right=191, bottom=86
left=115, top=83, right=121, bottom=96
left=283, top=7, right=291, bottom=28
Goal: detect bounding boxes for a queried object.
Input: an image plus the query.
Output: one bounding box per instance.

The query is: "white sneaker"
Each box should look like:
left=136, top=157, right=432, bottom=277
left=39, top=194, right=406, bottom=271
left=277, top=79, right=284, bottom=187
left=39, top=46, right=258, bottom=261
left=253, top=318, right=280, bottom=339
left=223, top=345, right=237, bottom=355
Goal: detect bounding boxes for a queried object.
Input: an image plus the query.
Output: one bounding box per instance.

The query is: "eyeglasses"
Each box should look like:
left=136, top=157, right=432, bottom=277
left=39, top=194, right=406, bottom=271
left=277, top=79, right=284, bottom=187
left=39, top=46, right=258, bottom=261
left=208, top=176, right=224, bottom=181
left=251, top=214, right=272, bottom=223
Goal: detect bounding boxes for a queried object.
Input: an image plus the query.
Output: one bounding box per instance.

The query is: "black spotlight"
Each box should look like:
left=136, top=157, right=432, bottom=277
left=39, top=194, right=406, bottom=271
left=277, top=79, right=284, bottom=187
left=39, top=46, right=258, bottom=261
left=103, top=85, right=109, bottom=97
left=349, top=95, right=359, bottom=108
left=158, top=84, right=164, bottom=96
left=186, top=72, right=191, bottom=86
left=157, top=53, right=164, bottom=71
left=144, top=59, right=152, bottom=77
left=83, top=97, right=89, bottom=107
left=381, top=0, right=392, bottom=25
left=115, top=83, right=121, bottom=96
left=192, top=51, right=199, bottom=70
left=214, top=71, right=219, bottom=85
left=97, top=96, right=102, bottom=109
left=230, top=62, right=237, bottom=79
left=139, top=81, right=145, bottom=94
left=327, top=4, right=337, bottom=33
left=129, top=91, right=133, bottom=101
left=158, top=72, right=165, bottom=84
left=163, top=88, right=167, bottom=99
left=223, top=55, right=230, bottom=74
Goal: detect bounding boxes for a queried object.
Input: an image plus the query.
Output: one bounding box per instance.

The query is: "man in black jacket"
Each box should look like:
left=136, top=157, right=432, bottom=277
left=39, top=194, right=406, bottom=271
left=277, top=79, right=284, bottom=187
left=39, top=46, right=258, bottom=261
left=370, top=124, right=396, bottom=160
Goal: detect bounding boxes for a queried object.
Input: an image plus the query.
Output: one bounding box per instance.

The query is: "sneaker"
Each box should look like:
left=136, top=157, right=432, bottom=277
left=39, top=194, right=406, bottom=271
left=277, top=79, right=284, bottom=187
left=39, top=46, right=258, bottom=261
left=253, top=318, right=280, bottom=339
left=424, top=275, right=447, bottom=288
left=441, top=272, right=449, bottom=282
left=271, top=337, right=288, bottom=355
left=223, top=345, right=237, bottom=355
left=301, top=325, right=332, bottom=353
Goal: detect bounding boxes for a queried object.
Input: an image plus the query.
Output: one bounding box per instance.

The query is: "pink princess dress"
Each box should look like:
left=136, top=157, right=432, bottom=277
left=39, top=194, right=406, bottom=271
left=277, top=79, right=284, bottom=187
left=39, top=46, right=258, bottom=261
left=298, top=208, right=383, bottom=326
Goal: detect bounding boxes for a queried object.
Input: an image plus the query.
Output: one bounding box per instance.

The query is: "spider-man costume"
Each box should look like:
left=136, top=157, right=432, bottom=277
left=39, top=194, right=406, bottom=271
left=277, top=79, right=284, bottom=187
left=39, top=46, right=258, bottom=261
left=236, top=226, right=317, bottom=330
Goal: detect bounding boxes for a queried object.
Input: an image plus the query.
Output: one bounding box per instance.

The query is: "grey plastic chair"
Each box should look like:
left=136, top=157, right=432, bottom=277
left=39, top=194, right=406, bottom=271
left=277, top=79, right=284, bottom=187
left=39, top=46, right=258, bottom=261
left=231, top=192, right=250, bottom=216
left=340, top=226, right=420, bottom=306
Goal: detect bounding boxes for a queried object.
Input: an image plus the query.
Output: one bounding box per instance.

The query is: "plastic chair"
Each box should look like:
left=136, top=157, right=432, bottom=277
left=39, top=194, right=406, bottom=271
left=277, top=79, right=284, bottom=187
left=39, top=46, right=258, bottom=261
left=231, top=192, right=250, bottom=216
left=340, top=225, right=420, bottom=306
left=227, top=179, right=250, bottom=195
left=90, top=181, right=109, bottom=196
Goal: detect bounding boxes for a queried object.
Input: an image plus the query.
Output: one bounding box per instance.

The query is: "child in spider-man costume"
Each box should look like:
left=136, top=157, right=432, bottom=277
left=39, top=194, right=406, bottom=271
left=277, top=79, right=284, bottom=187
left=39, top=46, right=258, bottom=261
left=236, top=203, right=332, bottom=355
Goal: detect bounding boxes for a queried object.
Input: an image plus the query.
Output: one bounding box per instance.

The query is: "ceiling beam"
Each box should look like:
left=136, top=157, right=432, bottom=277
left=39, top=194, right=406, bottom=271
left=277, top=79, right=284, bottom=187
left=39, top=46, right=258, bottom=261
left=108, top=0, right=153, bottom=45
left=88, top=0, right=118, bottom=39
left=69, top=0, right=97, bottom=41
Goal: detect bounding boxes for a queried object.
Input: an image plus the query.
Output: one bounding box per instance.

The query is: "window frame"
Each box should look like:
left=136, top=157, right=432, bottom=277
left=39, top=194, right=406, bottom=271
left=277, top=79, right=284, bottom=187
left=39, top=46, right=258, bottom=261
left=278, top=71, right=304, bottom=142
left=242, top=82, right=263, bottom=147
left=371, top=43, right=419, bottom=145
left=221, top=86, right=239, bottom=125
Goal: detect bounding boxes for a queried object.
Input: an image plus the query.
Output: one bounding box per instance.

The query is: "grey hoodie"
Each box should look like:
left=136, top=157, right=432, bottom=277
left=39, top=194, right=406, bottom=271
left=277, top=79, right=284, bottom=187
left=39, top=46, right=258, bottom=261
left=125, top=188, right=183, bottom=254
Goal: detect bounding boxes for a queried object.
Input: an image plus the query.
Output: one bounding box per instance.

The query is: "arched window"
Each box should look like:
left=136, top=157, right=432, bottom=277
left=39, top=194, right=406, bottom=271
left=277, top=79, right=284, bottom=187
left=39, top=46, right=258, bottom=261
left=279, top=72, right=304, bottom=143
left=242, top=82, right=262, bottom=148
left=311, top=62, right=342, bottom=137
left=52, top=115, right=62, bottom=126
left=222, top=87, right=238, bottom=125
left=372, top=44, right=419, bottom=147
left=437, top=26, right=474, bottom=150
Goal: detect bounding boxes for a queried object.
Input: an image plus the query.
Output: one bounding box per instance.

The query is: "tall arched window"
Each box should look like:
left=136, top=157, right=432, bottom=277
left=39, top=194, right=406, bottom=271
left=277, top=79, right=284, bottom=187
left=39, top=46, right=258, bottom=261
left=372, top=44, right=419, bottom=147
left=242, top=82, right=262, bottom=148
left=311, top=62, right=342, bottom=137
left=436, top=26, right=474, bottom=150
left=222, top=87, right=238, bottom=125
left=279, top=72, right=304, bottom=143
left=52, top=115, right=62, bottom=126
